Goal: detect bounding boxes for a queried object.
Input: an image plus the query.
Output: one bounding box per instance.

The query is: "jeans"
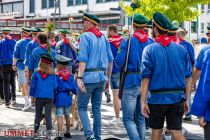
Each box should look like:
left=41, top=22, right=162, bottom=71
left=1, top=64, right=16, bottom=104
left=122, top=86, right=145, bottom=140
left=77, top=82, right=105, bottom=140
left=34, top=98, right=53, bottom=133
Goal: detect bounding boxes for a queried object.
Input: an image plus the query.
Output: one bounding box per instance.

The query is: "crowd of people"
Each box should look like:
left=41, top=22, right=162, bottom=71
left=0, top=11, right=210, bottom=140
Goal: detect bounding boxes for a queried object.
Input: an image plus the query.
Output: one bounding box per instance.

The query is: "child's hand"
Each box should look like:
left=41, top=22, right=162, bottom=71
left=198, top=117, right=207, bottom=128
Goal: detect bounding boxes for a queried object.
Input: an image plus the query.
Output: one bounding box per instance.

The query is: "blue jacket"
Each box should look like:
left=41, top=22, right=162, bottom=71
left=114, top=36, right=154, bottom=88
left=180, top=40, right=195, bottom=66
left=77, top=32, right=114, bottom=83
left=110, top=42, right=121, bottom=73
left=191, top=49, right=210, bottom=121
left=54, top=73, right=78, bottom=107
left=0, top=38, right=16, bottom=66
left=141, top=42, right=191, bottom=104
left=13, top=38, right=32, bottom=70
left=25, top=40, right=39, bottom=66
left=56, top=41, right=77, bottom=65
left=195, top=45, right=210, bottom=70
left=30, top=71, right=58, bottom=99
left=28, top=47, right=56, bottom=71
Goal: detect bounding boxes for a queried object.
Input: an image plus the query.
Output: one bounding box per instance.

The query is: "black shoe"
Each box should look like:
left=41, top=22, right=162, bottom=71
left=5, top=103, right=9, bottom=108
left=54, top=137, right=62, bottom=140
left=183, top=116, right=192, bottom=123
left=64, top=133, right=72, bottom=138
left=105, top=91, right=111, bottom=103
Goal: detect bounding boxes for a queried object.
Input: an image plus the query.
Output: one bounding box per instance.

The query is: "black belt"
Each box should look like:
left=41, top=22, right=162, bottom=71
left=17, top=60, right=24, bottom=62
left=85, top=68, right=106, bottom=72
left=150, top=89, right=185, bottom=94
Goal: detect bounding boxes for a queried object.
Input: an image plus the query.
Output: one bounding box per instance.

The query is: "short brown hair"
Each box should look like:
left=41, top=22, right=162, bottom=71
left=37, top=61, right=54, bottom=75
left=37, top=32, right=48, bottom=44
left=108, top=25, right=118, bottom=33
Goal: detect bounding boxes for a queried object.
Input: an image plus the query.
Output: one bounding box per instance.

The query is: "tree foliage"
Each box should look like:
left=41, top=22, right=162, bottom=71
left=121, top=0, right=210, bottom=22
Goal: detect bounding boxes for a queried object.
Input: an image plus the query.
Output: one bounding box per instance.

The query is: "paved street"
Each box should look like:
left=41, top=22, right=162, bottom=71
left=0, top=91, right=204, bottom=140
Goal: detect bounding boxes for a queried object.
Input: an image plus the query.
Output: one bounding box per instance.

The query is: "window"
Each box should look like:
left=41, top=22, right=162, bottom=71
left=96, top=0, right=103, bottom=3
left=208, top=4, right=210, bottom=13
left=75, top=0, right=87, bottom=5
left=201, top=4, right=205, bottom=13
left=208, top=23, right=210, bottom=27
left=97, top=0, right=118, bottom=2
left=68, top=0, right=74, bottom=6
left=42, top=0, right=47, bottom=9
left=29, top=0, right=35, bottom=13
left=82, top=0, right=87, bottom=4
left=191, top=21, right=197, bottom=33
left=201, top=23, right=204, bottom=33
left=49, top=0, right=55, bottom=8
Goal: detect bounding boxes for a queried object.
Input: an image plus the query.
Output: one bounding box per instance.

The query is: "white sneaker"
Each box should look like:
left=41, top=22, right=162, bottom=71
left=108, top=118, right=122, bottom=126
left=22, top=104, right=31, bottom=111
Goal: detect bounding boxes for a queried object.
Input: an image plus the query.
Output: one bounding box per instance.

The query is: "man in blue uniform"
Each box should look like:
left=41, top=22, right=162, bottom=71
left=25, top=27, right=41, bottom=68
left=206, top=26, right=210, bottom=44
left=191, top=49, right=210, bottom=140
left=115, top=14, right=153, bottom=140
left=107, top=24, right=123, bottom=125
left=56, top=29, right=77, bottom=71
left=13, top=27, right=32, bottom=111
left=0, top=28, right=16, bottom=107
left=141, top=12, right=191, bottom=140
left=77, top=13, right=113, bottom=140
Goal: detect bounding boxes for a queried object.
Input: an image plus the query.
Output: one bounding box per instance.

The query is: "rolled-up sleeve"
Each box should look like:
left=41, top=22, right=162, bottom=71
left=141, top=46, right=154, bottom=78
left=77, top=34, right=89, bottom=63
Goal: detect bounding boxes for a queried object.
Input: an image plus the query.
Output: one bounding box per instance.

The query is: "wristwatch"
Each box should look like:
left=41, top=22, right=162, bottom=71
left=76, top=76, right=83, bottom=80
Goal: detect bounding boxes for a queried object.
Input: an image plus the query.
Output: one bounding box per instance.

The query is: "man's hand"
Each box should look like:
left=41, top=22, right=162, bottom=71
left=141, top=102, right=150, bottom=118
left=77, top=79, right=86, bottom=94
left=105, top=80, right=110, bottom=91
left=184, top=101, right=190, bottom=115
left=191, top=82, right=196, bottom=91
left=198, top=117, right=207, bottom=128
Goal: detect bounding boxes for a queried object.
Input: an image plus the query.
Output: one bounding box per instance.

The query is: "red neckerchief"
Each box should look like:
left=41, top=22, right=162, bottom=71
left=108, top=35, right=123, bottom=48
left=34, top=38, right=38, bottom=42
left=50, top=39, right=57, bottom=47
left=86, top=26, right=102, bottom=38
left=63, top=38, right=69, bottom=45
left=170, top=36, right=180, bottom=43
left=5, top=36, right=12, bottom=40
left=179, top=38, right=185, bottom=42
left=39, top=44, right=48, bottom=49
left=155, top=34, right=171, bottom=47
left=38, top=70, right=49, bottom=79
left=133, top=30, right=149, bottom=43
left=56, top=69, right=70, bottom=81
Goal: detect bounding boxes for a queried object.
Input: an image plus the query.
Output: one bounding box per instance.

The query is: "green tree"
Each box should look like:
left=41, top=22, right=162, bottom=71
left=121, top=0, right=210, bottom=22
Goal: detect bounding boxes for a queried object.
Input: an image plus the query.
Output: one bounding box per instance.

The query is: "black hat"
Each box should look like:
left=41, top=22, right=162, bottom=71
left=41, top=54, right=53, bottom=64
left=56, top=54, right=71, bottom=65
left=83, top=13, right=100, bottom=25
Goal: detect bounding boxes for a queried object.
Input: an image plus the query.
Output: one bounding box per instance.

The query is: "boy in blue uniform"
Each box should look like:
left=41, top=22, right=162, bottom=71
left=191, top=49, right=210, bottom=140
left=56, top=29, right=77, bottom=71
left=25, top=27, right=41, bottom=68
left=141, top=12, right=191, bottom=140
left=54, top=54, right=77, bottom=140
left=115, top=14, right=153, bottom=140
left=107, top=24, right=123, bottom=125
left=30, top=54, right=57, bottom=140
left=77, top=13, right=113, bottom=140
left=13, top=27, right=32, bottom=111
left=0, top=28, right=16, bottom=107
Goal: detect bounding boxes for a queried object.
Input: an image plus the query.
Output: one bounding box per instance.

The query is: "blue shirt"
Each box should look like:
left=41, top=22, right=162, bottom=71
left=56, top=41, right=77, bottom=65
left=0, top=38, right=16, bottom=66
left=30, top=71, right=58, bottom=99
left=191, top=50, right=210, bottom=121
left=180, top=40, right=195, bottom=66
left=54, top=74, right=78, bottom=107
left=28, top=47, right=56, bottom=71
left=141, top=42, right=191, bottom=104
left=110, top=42, right=121, bottom=73
left=25, top=40, right=39, bottom=66
left=195, top=45, right=210, bottom=70
left=115, top=36, right=154, bottom=88
left=13, top=38, right=32, bottom=70
left=77, top=32, right=114, bottom=83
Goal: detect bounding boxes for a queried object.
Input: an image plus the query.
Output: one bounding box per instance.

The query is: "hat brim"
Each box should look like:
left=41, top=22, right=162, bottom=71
left=153, top=21, right=169, bottom=32
left=83, top=16, right=99, bottom=25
